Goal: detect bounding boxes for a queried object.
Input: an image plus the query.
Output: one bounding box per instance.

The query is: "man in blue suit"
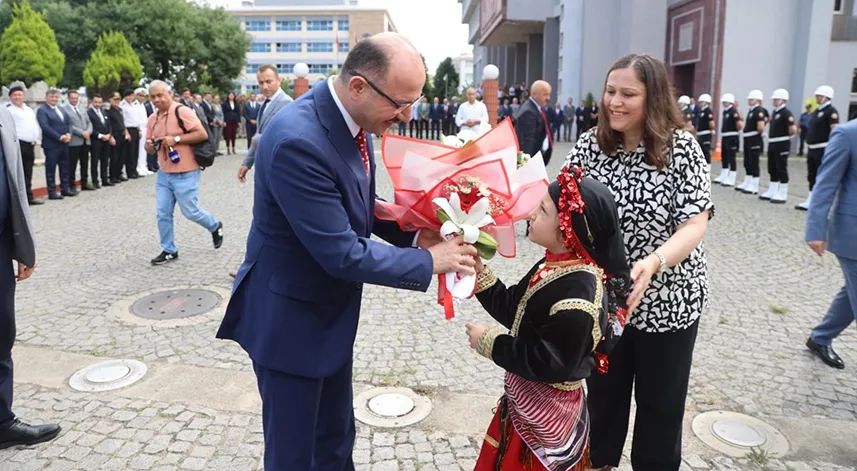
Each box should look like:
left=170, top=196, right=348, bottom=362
left=243, top=92, right=259, bottom=150
left=36, top=89, right=74, bottom=199
left=216, top=33, right=476, bottom=470
left=428, top=96, right=444, bottom=140
left=805, top=118, right=857, bottom=369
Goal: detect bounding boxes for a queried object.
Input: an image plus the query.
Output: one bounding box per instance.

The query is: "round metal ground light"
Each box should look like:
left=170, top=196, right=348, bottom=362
left=69, top=360, right=147, bottom=392
left=130, top=289, right=220, bottom=320
left=354, top=387, right=432, bottom=428
left=692, top=411, right=789, bottom=457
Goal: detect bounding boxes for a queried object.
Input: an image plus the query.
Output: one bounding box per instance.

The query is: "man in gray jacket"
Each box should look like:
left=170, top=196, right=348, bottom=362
left=65, top=91, right=94, bottom=191
left=0, top=105, right=61, bottom=449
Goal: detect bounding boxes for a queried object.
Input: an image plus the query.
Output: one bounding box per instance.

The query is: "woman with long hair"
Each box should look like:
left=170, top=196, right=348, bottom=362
left=222, top=91, right=240, bottom=155
left=564, top=53, right=714, bottom=471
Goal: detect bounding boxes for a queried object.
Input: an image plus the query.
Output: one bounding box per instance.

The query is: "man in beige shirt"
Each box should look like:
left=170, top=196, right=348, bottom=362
left=144, top=81, right=224, bottom=265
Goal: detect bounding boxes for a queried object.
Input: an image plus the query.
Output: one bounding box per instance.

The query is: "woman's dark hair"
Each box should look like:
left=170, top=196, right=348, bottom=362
left=227, top=92, right=236, bottom=101
left=595, top=53, right=689, bottom=170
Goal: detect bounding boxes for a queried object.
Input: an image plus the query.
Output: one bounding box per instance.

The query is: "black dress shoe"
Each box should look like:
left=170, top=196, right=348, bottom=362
left=0, top=419, right=61, bottom=450
left=129, top=174, right=140, bottom=179
left=119, top=176, right=128, bottom=182
left=48, top=193, right=64, bottom=200
left=806, top=337, right=845, bottom=369
left=94, top=182, right=102, bottom=189
left=28, top=199, right=45, bottom=205
left=61, top=190, right=78, bottom=197
left=83, top=183, right=95, bottom=191
left=103, top=181, right=114, bottom=187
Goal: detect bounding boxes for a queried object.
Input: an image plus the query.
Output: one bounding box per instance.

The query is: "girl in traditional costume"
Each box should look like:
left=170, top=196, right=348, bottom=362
left=465, top=166, right=631, bottom=471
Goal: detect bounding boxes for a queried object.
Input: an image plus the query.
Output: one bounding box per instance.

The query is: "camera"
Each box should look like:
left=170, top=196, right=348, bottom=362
left=151, top=139, right=162, bottom=152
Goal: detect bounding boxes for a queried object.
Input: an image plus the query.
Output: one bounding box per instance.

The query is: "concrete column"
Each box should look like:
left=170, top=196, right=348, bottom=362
left=543, top=18, right=560, bottom=103
left=515, top=42, right=528, bottom=84
left=791, top=0, right=834, bottom=107
left=294, top=78, right=309, bottom=98
left=496, top=48, right=507, bottom=86
left=505, top=47, right=517, bottom=86
left=526, top=34, right=544, bottom=84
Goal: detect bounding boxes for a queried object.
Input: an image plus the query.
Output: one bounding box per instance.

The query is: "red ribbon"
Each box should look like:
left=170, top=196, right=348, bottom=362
left=437, top=274, right=455, bottom=320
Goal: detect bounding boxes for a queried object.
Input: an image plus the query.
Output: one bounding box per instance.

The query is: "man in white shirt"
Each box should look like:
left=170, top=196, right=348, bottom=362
left=4, top=85, right=43, bottom=204
left=119, top=89, right=145, bottom=178
left=454, top=88, right=489, bottom=134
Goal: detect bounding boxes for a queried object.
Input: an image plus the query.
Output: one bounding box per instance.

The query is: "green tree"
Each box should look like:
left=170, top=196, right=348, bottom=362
left=279, top=76, right=294, bottom=97
left=420, top=54, right=433, bottom=100
left=432, top=57, right=460, bottom=100
left=0, top=0, right=250, bottom=91
left=83, top=31, right=142, bottom=97
left=584, top=92, right=595, bottom=107
left=0, top=0, right=64, bottom=86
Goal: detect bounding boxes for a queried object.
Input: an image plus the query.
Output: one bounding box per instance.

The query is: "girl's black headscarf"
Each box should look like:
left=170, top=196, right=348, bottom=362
left=548, top=166, right=631, bottom=370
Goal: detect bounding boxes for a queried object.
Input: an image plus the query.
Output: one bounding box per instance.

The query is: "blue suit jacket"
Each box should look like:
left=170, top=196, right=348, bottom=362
left=806, top=119, right=857, bottom=260
left=36, top=104, right=70, bottom=150
left=429, top=104, right=444, bottom=121
left=217, top=81, right=434, bottom=378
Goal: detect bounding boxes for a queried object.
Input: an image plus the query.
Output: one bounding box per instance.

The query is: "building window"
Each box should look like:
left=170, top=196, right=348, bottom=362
left=249, top=42, right=270, bottom=53
left=246, top=64, right=260, bottom=74
left=245, top=20, right=270, bottom=31
left=339, top=41, right=349, bottom=53
left=247, top=85, right=260, bottom=94
left=851, top=68, right=857, bottom=94
left=307, top=42, right=334, bottom=53
left=276, top=20, right=301, bottom=31
left=833, top=0, right=842, bottom=13
left=276, top=42, right=301, bottom=53
left=338, top=19, right=349, bottom=31
left=307, top=19, right=334, bottom=31
left=277, top=63, right=295, bottom=74
left=308, top=63, right=334, bottom=74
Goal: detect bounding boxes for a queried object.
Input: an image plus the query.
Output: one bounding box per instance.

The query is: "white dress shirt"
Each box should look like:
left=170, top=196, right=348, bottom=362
left=91, top=107, right=108, bottom=139
left=120, top=99, right=146, bottom=129
left=454, top=100, right=489, bottom=134
left=6, top=103, right=40, bottom=142
left=50, top=104, right=65, bottom=122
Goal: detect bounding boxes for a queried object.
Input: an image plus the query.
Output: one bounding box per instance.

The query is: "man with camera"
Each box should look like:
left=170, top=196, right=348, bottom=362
left=144, top=81, right=224, bottom=265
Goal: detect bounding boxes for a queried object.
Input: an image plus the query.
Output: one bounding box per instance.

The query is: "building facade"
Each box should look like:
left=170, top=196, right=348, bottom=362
left=454, top=53, right=474, bottom=92
left=461, top=0, right=857, bottom=119
left=228, top=0, right=396, bottom=94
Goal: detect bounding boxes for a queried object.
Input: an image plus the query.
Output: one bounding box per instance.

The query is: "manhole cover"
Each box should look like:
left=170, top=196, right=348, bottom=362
left=692, top=411, right=789, bottom=457
left=130, top=289, right=220, bottom=320
left=354, top=387, right=432, bottom=428
left=368, top=393, right=415, bottom=418
left=69, top=360, right=147, bottom=392
left=712, top=419, right=766, bottom=447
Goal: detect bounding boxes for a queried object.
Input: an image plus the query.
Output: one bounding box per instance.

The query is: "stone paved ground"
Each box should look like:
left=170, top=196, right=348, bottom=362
left=1, top=139, right=856, bottom=470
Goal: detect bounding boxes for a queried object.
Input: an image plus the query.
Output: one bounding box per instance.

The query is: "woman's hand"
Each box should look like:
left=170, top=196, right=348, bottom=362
left=465, top=322, right=487, bottom=350
left=627, top=254, right=660, bottom=315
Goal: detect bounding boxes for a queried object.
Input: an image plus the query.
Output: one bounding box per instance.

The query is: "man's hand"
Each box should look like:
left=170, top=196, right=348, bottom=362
left=60, top=134, right=71, bottom=143
left=465, top=322, right=488, bottom=350
left=416, top=230, right=443, bottom=249
left=237, top=165, right=250, bottom=183
left=16, top=261, right=37, bottom=282
left=144, top=139, right=156, bottom=154
left=250, top=119, right=256, bottom=125
left=807, top=240, right=826, bottom=257
left=427, top=235, right=477, bottom=275
left=83, top=131, right=91, bottom=139
left=124, top=131, right=131, bottom=141
left=100, top=133, right=110, bottom=142
left=109, top=136, right=116, bottom=146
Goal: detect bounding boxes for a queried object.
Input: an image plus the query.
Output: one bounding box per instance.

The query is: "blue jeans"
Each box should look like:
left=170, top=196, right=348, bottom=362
left=811, top=255, right=857, bottom=346
left=156, top=170, right=218, bottom=254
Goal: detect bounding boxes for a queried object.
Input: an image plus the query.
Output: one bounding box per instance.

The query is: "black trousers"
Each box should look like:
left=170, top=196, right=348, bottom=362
left=109, top=135, right=126, bottom=181
left=563, top=121, right=573, bottom=141
left=576, top=122, right=583, bottom=141
left=18, top=141, right=35, bottom=201
left=246, top=123, right=257, bottom=150
left=0, top=233, right=17, bottom=430
left=587, top=320, right=700, bottom=471
left=398, top=122, right=406, bottom=136
left=409, top=120, right=418, bottom=138
left=721, top=137, right=738, bottom=171
left=419, top=120, right=427, bottom=139
left=430, top=120, right=441, bottom=140
left=742, top=135, right=762, bottom=177
left=798, top=127, right=807, bottom=155
left=90, top=139, right=110, bottom=185
left=69, top=144, right=89, bottom=188
left=807, top=147, right=825, bottom=190
left=696, top=135, right=711, bottom=164
left=126, top=128, right=140, bottom=178
left=767, top=140, right=791, bottom=183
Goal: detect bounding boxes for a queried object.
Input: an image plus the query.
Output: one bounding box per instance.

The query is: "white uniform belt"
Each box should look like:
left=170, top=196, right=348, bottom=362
left=807, top=142, right=828, bottom=149
left=742, top=131, right=759, bottom=137
left=697, top=130, right=712, bottom=135
left=720, top=131, right=739, bottom=137
left=768, top=136, right=791, bottom=143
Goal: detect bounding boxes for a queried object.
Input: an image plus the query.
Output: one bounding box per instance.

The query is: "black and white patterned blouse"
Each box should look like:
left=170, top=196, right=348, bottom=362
left=564, top=129, right=714, bottom=333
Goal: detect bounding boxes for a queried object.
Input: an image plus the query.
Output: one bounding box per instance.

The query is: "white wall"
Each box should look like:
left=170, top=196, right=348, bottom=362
left=720, top=0, right=801, bottom=108
left=579, top=0, right=620, bottom=102
left=506, top=0, right=554, bottom=22
left=827, top=41, right=857, bottom=120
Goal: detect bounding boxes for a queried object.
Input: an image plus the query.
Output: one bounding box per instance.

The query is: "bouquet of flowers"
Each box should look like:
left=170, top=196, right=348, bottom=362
left=375, top=118, right=549, bottom=319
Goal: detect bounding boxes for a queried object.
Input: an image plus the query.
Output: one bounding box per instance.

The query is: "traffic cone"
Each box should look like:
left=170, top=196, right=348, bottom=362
left=713, top=140, right=722, bottom=161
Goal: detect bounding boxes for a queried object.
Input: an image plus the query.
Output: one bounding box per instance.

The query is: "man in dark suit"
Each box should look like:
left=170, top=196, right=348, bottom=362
left=243, top=92, right=260, bottom=149
left=64, top=90, right=93, bottom=191
left=551, top=102, right=564, bottom=143
left=498, top=97, right=512, bottom=124
left=449, top=97, right=460, bottom=134
left=201, top=93, right=216, bottom=129
left=429, top=96, right=444, bottom=140
left=88, top=95, right=113, bottom=188
left=106, top=92, right=130, bottom=184
left=514, top=80, right=553, bottom=166
left=441, top=98, right=451, bottom=136
left=140, top=89, right=158, bottom=173
left=180, top=88, right=193, bottom=107
left=36, top=89, right=75, bottom=199
left=0, top=105, right=61, bottom=450
left=216, top=33, right=476, bottom=470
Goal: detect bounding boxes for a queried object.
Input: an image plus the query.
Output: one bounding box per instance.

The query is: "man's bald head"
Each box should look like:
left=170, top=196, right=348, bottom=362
left=530, top=80, right=552, bottom=107
left=341, top=32, right=422, bottom=84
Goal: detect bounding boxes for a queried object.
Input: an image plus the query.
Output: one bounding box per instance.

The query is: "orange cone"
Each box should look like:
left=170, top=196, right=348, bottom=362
left=713, top=140, right=722, bottom=161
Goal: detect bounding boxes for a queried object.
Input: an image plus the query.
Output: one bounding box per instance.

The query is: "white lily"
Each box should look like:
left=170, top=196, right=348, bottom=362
left=442, top=134, right=464, bottom=148
left=433, top=193, right=495, bottom=300
left=455, top=129, right=478, bottom=144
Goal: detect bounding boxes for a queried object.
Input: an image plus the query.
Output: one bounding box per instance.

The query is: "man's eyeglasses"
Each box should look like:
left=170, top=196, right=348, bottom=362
left=353, top=72, right=422, bottom=114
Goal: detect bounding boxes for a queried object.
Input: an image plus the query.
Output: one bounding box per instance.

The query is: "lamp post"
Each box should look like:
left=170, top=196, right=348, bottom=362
left=294, top=63, right=309, bottom=98
left=482, top=64, right=500, bottom=128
